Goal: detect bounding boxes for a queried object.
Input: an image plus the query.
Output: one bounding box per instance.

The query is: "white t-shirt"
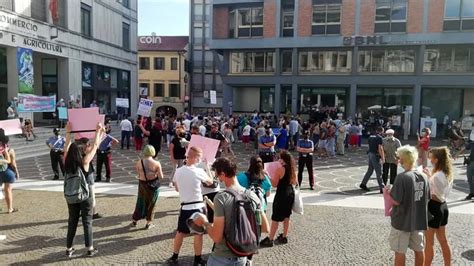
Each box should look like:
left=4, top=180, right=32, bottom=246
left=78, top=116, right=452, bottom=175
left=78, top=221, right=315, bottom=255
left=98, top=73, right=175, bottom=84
left=199, top=125, right=207, bottom=136
left=183, top=119, right=191, bottom=132
left=174, top=165, right=208, bottom=210
left=120, top=119, right=132, bottom=132
left=429, top=171, right=452, bottom=202
left=242, top=125, right=251, bottom=136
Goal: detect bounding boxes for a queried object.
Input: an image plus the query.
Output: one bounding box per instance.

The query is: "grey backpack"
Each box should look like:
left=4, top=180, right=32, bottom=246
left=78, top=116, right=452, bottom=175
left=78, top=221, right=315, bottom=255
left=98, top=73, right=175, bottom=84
left=64, top=168, right=90, bottom=204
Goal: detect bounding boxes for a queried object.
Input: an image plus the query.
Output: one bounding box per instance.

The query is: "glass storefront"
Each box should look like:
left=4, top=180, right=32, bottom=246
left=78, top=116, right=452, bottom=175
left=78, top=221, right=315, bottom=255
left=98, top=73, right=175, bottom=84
left=421, top=88, right=464, bottom=124
left=260, top=87, right=275, bottom=113
left=281, top=86, right=292, bottom=113
left=298, top=87, right=347, bottom=114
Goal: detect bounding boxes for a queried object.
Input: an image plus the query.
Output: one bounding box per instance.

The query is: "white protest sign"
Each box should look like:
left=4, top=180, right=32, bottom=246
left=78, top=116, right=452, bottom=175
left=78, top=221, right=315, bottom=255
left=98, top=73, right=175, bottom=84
left=116, top=98, right=129, bottom=108
left=137, top=98, right=153, bottom=117
left=210, top=90, right=217, bottom=105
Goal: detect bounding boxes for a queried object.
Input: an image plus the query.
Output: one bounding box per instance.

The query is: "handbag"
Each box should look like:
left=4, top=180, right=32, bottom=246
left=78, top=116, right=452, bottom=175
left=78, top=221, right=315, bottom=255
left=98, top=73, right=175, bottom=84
left=141, top=159, right=160, bottom=189
left=292, top=186, right=304, bottom=215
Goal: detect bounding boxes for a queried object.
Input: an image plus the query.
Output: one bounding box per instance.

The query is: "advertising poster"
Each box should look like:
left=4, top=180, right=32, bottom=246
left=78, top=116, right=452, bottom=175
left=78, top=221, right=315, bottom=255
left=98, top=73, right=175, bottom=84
left=82, top=64, right=92, bottom=87
left=17, top=48, right=34, bottom=94
left=17, top=94, right=56, bottom=113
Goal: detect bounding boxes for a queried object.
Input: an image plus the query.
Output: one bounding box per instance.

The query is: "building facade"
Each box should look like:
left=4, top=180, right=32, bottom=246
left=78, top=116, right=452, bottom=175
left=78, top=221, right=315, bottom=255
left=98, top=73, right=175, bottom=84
left=190, top=0, right=474, bottom=135
left=137, top=36, right=188, bottom=116
left=0, top=0, right=138, bottom=121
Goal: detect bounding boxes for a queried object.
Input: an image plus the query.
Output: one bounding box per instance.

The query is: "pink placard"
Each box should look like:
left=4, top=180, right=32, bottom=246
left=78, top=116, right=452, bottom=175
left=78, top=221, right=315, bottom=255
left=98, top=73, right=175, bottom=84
left=383, top=188, right=393, bottom=216
left=68, top=108, right=102, bottom=139
left=0, top=119, right=23, bottom=136
left=264, top=161, right=283, bottom=182
left=186, top=135, right=220, bottom=163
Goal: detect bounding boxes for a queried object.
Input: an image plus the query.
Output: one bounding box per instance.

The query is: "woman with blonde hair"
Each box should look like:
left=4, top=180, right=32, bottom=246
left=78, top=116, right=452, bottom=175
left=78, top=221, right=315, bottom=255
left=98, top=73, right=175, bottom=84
left=131, top=145, right=163, bottom=229
left=260, top=150, right=297, bottom=247
left=423, top=147, right=453, bottom=266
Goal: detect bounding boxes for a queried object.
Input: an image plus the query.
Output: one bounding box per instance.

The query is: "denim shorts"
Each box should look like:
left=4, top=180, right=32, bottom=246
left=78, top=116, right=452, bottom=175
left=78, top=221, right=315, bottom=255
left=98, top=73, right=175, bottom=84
left=0, top=168, right=16, bottom=184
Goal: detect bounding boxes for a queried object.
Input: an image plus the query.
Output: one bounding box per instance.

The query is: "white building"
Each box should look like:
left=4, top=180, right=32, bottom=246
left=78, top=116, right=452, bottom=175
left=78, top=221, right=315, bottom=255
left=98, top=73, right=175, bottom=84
left=0, top=0, right=138, bottom=121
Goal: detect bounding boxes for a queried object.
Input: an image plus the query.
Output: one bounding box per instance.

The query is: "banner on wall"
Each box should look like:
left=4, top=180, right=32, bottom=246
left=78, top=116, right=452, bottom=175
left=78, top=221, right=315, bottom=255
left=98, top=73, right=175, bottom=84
left=17, top=93, right=56, bottom=113
left=17, top=48, right=34, bottom=94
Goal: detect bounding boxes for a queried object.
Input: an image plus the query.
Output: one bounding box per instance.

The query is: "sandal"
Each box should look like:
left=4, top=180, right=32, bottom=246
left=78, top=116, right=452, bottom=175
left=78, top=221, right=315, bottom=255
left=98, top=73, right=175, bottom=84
left=8, top=208, right=18, bottom=214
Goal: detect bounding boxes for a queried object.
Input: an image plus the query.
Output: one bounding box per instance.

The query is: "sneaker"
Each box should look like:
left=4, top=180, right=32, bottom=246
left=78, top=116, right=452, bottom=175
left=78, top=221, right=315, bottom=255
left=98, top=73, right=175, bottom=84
left=87, top=248, right=98, bottom=257
left=105, top=178, right=111, bottom=183
left=166, top=256, right=178, bottom=265
left=310, top=187, right=315, bottom=191
left=130, top=221, right=137, bottom=228
left=359, top=184, right=370, bottom=192
left=465, top=194, right=474, bottom=201
left=246, top=259, right=253, bottom=266
left=145, top=223, right=155, bottom=230
left=92, top=213, right=103, bottom=220
left=66, top=248, right=75, bottom=258
left=276, top=234, right=288, bottom=244
left=259, top=237, right=274, bottom=247
left=193, top=258, right=207, bottom=266
left=380, top=188, right=384, bottom=194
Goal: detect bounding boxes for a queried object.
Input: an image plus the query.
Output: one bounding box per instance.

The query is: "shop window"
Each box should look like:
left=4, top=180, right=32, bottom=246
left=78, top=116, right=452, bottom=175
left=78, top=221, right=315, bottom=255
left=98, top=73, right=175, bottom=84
left=154, top=83, right=164, bottom=97
left=0, top=0, right=13, bottom=11
left=421, top=88, right=463, bottom=125
left=375, top=0, right=407, bottom=33
left=121, top=71, right=130, bottom=90
left=171, top=58, right=178, bottom=70
left=229, top=6, right=263, bottom=38
left=443, top=0, right=474, bottom=31
left=423, top=46, right=474, bottom=72
left=299, top=50, right=352, bottom=73
left=281, top=50, right=293, bottom=73
left=280, top=86, right=293, bottom=113
left=260, top=87, right=275, bottom=113
left=122, top=22, right=130, bottom=50
left=81, top=3, right=92, bottom=37
left=169, top=84, right=181, bottom=98
left=230, top=51, right=276, bottom=73
left=358, top=49, right=415, bottom=73
left=31, top=0, right=47, bottom=22
left=298, top=87, right=347, bottom=114
left=82, top=63, right=93, bottom=88
left=139, top=57, right=150, bottom=70
left=154, top=57, right=165, bottom=70
left=312, top=3, right=341, bottom=35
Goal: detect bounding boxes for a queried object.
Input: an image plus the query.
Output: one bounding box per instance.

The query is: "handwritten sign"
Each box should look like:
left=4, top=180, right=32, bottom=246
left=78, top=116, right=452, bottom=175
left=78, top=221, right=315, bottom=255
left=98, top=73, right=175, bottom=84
left=68, top=107, right=103, bottom=139
left=0, top=119, right=23, bottom=136
left=137, top=98, right=153, bottom=117
left=186, top=135, right=220, bottom=163
left=116, top=98, right=129, bottom=108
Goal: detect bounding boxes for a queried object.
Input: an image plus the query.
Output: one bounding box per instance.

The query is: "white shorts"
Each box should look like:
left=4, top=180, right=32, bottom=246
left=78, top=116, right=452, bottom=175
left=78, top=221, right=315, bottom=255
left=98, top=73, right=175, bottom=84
left=389, top=227, right=424, bottom=254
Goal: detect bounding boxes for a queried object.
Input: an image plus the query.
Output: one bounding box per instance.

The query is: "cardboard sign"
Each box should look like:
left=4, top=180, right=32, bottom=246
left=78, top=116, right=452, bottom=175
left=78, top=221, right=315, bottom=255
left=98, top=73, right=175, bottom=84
left=264, top=161, right=283, bottom=182
left=0, top=119, right=23, bottom=136
left=68, top=107, right=103, bottom=139
left=58, top=107, right=68, bottom=120
left=116, top=98, right=129, bottom=108
left=137, top=98, right=153, bottom=117
left=186, top=135, right=220, bottom=163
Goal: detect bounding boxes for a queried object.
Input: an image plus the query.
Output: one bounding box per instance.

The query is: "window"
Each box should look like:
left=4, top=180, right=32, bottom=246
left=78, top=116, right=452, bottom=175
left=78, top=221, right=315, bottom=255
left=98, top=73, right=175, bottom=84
left=0, top=0, right=13, bottom=11
left=154, top=57, right=165, bottom=70
left=230, top=51, right=276, bottom=73
left=443, top=0, right=474, bottom=31
left=122, top=22, right=130, bottom=50
left=312, top=4, right=341, bottom=35
left=375, top=0, right=407, bottom=33
left=139, top=83, right=149, bottom=96
left=281, top=50, right=293, bottom=73
left=171, top=58, right=178, bottom=70
left=139, top=57, right=150, bottom=70
left=169, top=84, right=181, bottom=98
left=81, top=4, right=92, bottom=37
left=357, top=87, right=412, bottom=124
left=31, top=0, right=47, bottom=22
left=281, top=0, right=295, bottom=37
left=121, top=0, right=129, bottom=8
left=358, top=49, right=415, bottom=72
left=154, top=83, right=164, bottom=97
left=423, top=46, right=474, bottom=72
left=260, top=87, right=275, bottom=113
left=229, top=7, right=264, bottom=38
left=298, top=50, right=352, bottom=73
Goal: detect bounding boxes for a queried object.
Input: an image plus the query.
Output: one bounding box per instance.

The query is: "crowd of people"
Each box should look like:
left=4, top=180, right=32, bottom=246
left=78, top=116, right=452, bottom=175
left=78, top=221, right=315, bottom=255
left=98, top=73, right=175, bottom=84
left=1, top=109, right=473, bottom=266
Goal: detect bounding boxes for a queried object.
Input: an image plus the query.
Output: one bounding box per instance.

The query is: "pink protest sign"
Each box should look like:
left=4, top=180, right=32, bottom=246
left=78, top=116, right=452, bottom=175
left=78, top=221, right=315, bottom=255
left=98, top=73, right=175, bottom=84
left=383, top=188, right=393, bottom=216
left=0, top=119, right=23, bottom=136
left=264, top=162, right=283, bottom=182
left=187, top=135, right=220, bottom=163
left=68, top=108, right=102, bottom=139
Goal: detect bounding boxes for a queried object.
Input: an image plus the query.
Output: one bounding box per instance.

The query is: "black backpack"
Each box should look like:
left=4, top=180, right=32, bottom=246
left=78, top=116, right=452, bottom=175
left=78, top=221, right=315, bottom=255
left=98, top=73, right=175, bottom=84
left=223, top=189, right=260, bottom=257
left=64, top=167, right=89, bottom=204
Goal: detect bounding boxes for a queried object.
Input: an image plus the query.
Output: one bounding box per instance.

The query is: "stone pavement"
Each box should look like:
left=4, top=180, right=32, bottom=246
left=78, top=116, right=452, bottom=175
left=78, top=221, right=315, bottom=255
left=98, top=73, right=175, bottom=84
left=1, top=131, right=474, bottom=265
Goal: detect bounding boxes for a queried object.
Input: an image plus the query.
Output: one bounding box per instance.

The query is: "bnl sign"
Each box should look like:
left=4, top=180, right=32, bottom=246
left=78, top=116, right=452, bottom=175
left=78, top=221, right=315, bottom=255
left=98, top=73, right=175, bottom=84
left=343, top=36, right=388, bottom=46
left=139, top=36, right=162, bottom=44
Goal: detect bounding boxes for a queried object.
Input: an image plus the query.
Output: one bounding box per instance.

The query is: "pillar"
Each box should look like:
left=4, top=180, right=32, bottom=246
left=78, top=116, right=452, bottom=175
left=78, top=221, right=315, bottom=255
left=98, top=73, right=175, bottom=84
left=412, top=85, right=422, bottom=135
left=274, top=83, right=281, bottom=116
left=223, top=84, right=233, bottom=115
left=291, top=83, right=298, bottom=115
left=6, top=47, right=18, bottom=100
left=349, top=83, right=357, bottom=120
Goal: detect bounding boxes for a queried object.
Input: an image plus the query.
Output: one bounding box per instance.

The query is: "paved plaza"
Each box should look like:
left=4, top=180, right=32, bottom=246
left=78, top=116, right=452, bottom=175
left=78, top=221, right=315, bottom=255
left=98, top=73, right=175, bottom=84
left=0, top=129, right=473, bottom=265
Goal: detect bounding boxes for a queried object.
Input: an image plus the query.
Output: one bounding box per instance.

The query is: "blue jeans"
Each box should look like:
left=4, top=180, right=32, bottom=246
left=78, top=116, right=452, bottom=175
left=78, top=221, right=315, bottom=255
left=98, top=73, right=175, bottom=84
left=207, top=254, right=247, bottom=266
left=467, top=162, right=474, bottom=195
left=361, top=152, right=384, bottom=189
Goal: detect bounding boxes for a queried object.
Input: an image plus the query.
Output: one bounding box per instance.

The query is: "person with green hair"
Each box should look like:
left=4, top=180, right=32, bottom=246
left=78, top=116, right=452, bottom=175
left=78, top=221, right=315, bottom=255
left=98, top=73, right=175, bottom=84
left=130, top=145, right=164, bottom=229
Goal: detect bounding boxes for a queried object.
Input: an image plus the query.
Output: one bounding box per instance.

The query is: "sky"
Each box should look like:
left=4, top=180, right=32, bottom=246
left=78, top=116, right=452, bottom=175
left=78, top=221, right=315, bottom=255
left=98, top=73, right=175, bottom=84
left=137, top=0, right=189, bottom=36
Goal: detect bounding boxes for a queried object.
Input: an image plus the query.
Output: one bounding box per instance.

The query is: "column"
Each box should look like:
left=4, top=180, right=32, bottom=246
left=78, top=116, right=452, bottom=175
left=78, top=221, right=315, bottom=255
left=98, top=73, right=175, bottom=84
left=275, top=48, right=281, bottom=76
left=415, top=45, right=426, bottom=76
left=349, top=83, right=357, bottom=120
left=223, top=84, right=233, bottom=115
left=276, top=0, right=282, bottom=37
left=274, top=83, right=281, bottom=116
left=291, top=83, right=298, bottom=115
left=6, top=47, right=18, bottom=100
left=294, top=0, right=299, bottom=37
left=412, top=85, right=422, bottom=135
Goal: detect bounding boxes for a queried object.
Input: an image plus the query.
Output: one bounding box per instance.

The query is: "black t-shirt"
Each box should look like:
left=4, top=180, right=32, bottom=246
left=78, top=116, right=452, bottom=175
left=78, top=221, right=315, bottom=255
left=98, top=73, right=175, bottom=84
left=210, top=131, right=226, bottom=141
left=171, top=136, right=187, bottom=159
left=368, top=134, right=383, bottom=154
